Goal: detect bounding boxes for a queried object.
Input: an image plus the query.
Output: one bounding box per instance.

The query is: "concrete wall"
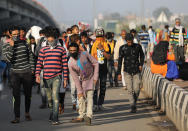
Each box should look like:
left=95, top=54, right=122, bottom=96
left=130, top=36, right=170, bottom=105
left=0, top=0, right=58, bottom=33
left=142, top=66, right=188, bottom=131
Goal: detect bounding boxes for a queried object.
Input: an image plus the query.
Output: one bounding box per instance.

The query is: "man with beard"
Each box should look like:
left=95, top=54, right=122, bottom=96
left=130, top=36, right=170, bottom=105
left=68, top=43, right=99, bottom=125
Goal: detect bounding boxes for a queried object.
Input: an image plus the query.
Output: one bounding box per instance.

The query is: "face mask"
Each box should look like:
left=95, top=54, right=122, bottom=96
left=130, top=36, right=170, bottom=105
left=70, top=52, right=78, bottom=59
left=6, top=35, right=10, bottom=39
left=107, top=39, right=112, bottom=42
left=48, top=40, right=57, bottom=47
left=12, top=36, right=20, bottom=41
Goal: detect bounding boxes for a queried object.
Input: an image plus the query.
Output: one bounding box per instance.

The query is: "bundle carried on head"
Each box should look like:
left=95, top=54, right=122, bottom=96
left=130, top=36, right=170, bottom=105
left=152, top=41, right=169, bottom=65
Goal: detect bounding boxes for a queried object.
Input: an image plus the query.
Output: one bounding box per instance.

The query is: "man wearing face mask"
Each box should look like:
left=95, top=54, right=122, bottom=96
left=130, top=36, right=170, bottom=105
left=81, top=31, right=92, bottom=54
left=91, top=28, right=111, bottom=111
left=34, top=28, right=49, bottom=108
left=106, top=32, right=115, bottom=88
left=35, top=27, right=68, bottom=125
left=68, top=43, right=99, bottom=125
left=2, top=26, right=35, bottom=124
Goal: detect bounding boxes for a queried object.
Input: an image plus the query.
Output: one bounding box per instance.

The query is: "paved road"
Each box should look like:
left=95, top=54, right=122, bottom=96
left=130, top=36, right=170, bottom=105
left=0, top=84, right=177, bottom=131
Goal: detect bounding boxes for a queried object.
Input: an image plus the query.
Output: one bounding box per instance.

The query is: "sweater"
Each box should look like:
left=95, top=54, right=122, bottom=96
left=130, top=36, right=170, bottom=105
left=138, top=30, right=150, bottom=45
left=170, top=27, right=186, bottom=45
left=2, top=40, right=35, bottom=73
left=35, top=45, right=68, bottom=80
left=68, top=51, right=99, bottom=94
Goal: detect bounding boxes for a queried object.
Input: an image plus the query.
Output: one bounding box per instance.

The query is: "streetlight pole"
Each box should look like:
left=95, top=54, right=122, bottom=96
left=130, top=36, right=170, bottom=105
left=93, top=0, right=97, bottom=30
left=141, top=0, right=145, bottom=25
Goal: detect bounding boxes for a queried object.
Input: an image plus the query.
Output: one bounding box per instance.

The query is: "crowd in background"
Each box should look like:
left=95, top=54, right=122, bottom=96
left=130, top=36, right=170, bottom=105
left=0, top=17, right=188, bottom=126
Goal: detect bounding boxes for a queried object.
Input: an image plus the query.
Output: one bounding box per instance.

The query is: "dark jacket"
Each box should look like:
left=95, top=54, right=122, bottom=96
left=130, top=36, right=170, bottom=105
left=117, top=43, right=144, bottom=75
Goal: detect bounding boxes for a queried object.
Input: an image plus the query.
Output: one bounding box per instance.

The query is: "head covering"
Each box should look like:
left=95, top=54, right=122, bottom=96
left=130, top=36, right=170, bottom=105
left=95, top=27, right=105, bottom=37
left=175, top=18, right=181, bottom=22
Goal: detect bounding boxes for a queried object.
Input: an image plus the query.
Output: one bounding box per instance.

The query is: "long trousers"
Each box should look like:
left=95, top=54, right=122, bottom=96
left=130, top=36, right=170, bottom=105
left=11, top=70, right=33, bottom=118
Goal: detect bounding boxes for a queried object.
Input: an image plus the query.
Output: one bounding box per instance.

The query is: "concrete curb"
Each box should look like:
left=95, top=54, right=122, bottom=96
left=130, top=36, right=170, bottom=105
left=142, top=66, right=188, bottom=131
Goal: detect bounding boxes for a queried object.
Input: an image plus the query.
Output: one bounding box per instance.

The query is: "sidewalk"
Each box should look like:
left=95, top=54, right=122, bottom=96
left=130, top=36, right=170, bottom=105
left=0, top=86, right=177, bottom=131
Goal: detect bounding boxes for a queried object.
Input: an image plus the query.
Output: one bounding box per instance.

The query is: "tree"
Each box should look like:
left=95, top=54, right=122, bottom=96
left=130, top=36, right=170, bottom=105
left=153, top=7, right=172, bottom=19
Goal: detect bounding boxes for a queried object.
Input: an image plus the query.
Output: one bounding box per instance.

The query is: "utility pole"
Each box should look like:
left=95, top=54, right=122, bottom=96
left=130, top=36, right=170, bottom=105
left=141, top=0, right=145, bottom=25
left=93, top=0, right=97, bottom=30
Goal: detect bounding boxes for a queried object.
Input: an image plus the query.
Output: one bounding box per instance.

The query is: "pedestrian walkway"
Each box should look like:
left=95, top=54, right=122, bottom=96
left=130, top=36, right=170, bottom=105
left=0, top=86, right=177, bottom=131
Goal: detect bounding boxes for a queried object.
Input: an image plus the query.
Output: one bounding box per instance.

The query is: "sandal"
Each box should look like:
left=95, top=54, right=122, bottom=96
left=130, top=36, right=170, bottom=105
left=25, top=114, right=32, bottom=121
left=11, top=118, right=20, bottom=124
left=71, top=118, right=84, bottom=123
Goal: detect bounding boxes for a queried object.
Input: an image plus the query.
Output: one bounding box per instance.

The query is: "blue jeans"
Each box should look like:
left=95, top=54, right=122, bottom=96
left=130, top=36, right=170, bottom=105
left=44, top=75, right=61, bottom=122
left=107, top=59, right=115, bottom=85
left=0, top=61, right=6, bottom=91
left=40, top=71, right=47, bottom=105
left=141, top=44, right=148, bottom=60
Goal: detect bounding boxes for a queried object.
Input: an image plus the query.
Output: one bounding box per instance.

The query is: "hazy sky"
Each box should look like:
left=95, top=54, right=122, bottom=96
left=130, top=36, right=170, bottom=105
left=37, top=0, right=188, bottom=24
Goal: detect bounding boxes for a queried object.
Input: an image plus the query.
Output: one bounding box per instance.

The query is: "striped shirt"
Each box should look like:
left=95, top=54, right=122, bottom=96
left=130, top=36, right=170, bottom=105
left=138, top=30, right=150, bottom=45
left=170, top=27, right=186, bottom=45
left=2, top=41, right=35, bottom=73
left=35, top=46, right=68, bottom=80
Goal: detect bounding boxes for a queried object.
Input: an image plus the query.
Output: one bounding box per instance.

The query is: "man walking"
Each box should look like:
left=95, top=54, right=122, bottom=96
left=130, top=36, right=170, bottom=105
left=91, top=28, right=110, bottom=111
left=170, top=18, right=186, bottom=64
left=114, top=30, right=127, bottom=88
left=3, top=26, right=35, bottom=123
left=68, top=43, right=99, bottom=125
left=118, top=33, right=144, bottom=113
left=138, top=25, right=149, bottom=61
left=35, top=27, right=68, bottom=125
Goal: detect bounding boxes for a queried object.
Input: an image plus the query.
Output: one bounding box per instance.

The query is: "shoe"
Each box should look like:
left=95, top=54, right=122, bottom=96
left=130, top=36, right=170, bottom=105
left=71, top=118, right=84, bottom=123
left=37, top=88, right=40, bottom=94
left=73, top=104, right=76, bottom=110
left=25, top=114, right=32, bottom=121
left=39, top=104, right=47, bottom=109
left=52, top=121, right=61, bottom=125
left=98, top=105, right=105, bottom=111
left=115, top=82, right=118, bottom=87
left=108, top=85, right=112, bottom=88
left=11, top=118, right=20, bottom=124
left=123, top=86, right=127, bottom=90
left=84, top=115, right=91, bottom=126
left=93, top=105, right=98, bottom=112
left=130, top=106, right=137, bottom=113
left=108, top=83, right=113, bottom=88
